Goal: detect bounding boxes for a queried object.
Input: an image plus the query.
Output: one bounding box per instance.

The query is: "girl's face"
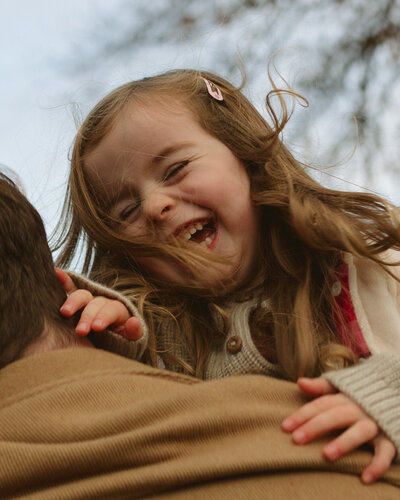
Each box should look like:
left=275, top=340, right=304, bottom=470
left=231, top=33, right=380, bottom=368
left=85, top=101, right=261, bottom=291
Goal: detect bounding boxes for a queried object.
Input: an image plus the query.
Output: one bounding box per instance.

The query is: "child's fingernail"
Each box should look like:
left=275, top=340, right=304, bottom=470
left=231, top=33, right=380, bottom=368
left=292, top=429, right=305, bottom=443
left=61, top=305, right=72, bottom=315
left=92, top=319, right=105, bottom=330
left=282, top=418, right=294, bottom=431
left=324, top=443, right=339, bottom=460
left=362, top=473, right=373, bottom=484
left=76, top=321, right=89, bottom=334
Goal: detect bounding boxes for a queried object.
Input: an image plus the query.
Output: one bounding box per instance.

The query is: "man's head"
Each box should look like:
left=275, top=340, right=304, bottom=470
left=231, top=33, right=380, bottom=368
left=0, top=172, right=77, bottom=368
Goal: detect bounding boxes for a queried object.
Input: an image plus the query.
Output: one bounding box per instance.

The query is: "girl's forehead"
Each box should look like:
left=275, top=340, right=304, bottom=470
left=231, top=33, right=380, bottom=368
left=84, top=98, right=202, bottom=171
left=102, top=99, right=200, bottom=150
left=121, top=96, right=195, bottom=125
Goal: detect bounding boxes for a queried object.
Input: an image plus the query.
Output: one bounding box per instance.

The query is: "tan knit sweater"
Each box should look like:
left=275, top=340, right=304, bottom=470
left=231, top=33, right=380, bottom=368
left=1, top=348, right=399, bottom=499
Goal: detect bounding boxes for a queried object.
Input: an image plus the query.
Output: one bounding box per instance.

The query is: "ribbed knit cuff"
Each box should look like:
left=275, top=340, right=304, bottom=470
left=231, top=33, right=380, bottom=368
left=67, top=271, right=149, bottom=360
left=323, top=354, right=400, bottom=459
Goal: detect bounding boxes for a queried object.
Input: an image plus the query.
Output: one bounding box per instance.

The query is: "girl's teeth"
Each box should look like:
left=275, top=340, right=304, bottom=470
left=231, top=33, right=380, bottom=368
left=182, top=221, right=211, bottom=243
left=199, top=241, right=206, bottom=246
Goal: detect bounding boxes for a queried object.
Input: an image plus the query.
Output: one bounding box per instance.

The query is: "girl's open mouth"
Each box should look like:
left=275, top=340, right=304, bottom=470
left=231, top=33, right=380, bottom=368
left=182, top=219, right=217, bottom=247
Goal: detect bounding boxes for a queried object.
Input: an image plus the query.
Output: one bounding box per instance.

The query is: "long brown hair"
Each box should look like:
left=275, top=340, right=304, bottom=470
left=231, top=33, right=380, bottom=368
left=54, top=69, right=400, bottom=380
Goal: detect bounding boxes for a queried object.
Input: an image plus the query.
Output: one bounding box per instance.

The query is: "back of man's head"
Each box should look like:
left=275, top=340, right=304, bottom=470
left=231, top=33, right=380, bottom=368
left=0, top=173, right=73, bottom=368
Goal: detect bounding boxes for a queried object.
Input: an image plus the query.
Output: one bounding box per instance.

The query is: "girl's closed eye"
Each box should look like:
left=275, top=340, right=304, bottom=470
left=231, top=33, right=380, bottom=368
left=163, top=160, right=190, bottom=182
left=120, top=201, right=140, bottom=222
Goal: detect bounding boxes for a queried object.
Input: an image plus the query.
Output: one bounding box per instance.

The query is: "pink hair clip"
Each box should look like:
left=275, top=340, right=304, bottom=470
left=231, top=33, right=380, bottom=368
left=201, top=77, right=224, bottom=101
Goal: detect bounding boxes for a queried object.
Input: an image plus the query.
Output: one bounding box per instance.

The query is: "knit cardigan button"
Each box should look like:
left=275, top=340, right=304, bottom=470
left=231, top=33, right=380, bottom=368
left=332, top=280, right=342, bottom=297
left=226, top=336, right=242, bottom=354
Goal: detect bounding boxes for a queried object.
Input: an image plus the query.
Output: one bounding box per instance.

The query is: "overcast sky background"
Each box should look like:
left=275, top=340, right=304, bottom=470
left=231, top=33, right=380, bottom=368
left=0, top=1, right=129, bottom=236
left=1, top=1, right=399, bottom=250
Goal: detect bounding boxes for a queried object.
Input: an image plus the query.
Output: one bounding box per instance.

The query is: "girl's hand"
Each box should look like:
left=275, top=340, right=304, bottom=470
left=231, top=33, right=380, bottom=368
left=55, top=268, right=142, bottom=340
left=282, top=377, right=396, bottom=484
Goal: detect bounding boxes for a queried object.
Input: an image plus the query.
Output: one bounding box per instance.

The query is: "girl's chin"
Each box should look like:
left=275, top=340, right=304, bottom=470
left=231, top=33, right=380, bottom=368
left=170, top=267, right=239, bottom=294
left=139, top=257, right=240, bottom=292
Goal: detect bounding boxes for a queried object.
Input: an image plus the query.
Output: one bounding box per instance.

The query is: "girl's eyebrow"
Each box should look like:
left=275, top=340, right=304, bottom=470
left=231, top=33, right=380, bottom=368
left=151, top=142, right=195, bottom=165
left=106, top=185, right=134, bottom=213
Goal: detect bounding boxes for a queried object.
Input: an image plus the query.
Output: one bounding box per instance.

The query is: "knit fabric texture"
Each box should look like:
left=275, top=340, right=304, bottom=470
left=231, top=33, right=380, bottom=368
left=1, top=348, right=400, bottom=499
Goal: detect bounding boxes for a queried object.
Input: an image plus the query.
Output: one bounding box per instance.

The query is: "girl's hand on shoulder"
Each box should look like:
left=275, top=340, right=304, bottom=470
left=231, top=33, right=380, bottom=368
left=55, top=268, right=142, bottom=340
left=281, top=377, right=396, bottom=484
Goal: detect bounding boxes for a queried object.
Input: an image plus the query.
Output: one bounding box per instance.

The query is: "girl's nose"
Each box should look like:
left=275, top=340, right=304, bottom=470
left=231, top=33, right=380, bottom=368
left=143, top=189, right=176, bottom=221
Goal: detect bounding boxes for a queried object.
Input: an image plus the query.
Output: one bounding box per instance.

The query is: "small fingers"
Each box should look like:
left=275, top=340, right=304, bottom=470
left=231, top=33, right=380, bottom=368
left=86, top=299, right=131, bottom=332
left=323, top=419, right=378, bottom=460
left=123, top=316, right=143, bottom=340
left=297, top=377, right=337, bottom=397
left=113, top=317, right=143, bottom=340
left=60, top=286, right=138, bottom=339
left=55, top=268, right=78, bottom=294
left=74, top=298, right=127, bottom=335
left=361, top=435, right=396, bottom=484
left=282, top=394, right=347, bottom=433
left=60, top=289, right=94, bottom=318
left=287, top=404, right=369, bottom=444
left=75, top=298, right=107, bottom=335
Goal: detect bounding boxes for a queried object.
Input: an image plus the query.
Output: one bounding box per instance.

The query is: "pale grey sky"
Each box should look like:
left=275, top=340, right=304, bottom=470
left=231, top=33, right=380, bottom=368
left=0, top=1, right=103, bottom=233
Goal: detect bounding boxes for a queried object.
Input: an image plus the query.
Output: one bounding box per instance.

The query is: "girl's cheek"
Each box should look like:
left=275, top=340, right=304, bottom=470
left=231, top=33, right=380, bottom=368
left=123, top=222, right=152, bottom=240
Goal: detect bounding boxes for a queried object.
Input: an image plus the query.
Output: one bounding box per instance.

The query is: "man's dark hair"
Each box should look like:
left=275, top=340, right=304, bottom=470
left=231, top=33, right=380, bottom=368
left=0, top=173, right=73, bottom=368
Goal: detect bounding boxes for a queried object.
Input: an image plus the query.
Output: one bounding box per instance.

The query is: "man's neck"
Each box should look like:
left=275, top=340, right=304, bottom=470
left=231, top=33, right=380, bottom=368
left=21, top=324, right=94, bottom=359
